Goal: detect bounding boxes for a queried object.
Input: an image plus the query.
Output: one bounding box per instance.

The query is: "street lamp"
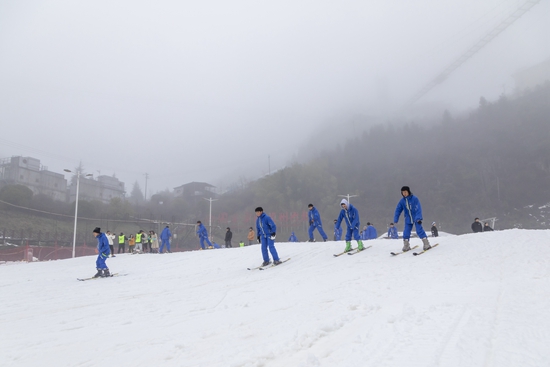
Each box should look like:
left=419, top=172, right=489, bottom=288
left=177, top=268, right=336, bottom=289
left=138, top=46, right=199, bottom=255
left=203, top=197, right=218, bottom=241
left=338, top=194, right=358, bottom=204
left=65, top=169, right=93, bottom=258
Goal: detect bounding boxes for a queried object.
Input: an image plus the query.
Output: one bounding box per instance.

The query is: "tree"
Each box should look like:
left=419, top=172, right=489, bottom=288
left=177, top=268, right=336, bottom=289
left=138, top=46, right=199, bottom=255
left=130, top=181, right=144, bottom=205
left=0, top=185, right=33, bottom=207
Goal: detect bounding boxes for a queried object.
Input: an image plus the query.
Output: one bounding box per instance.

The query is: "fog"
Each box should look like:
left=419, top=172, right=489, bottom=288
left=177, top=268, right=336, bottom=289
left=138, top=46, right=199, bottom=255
left=1, top=0, right=549, bottom=194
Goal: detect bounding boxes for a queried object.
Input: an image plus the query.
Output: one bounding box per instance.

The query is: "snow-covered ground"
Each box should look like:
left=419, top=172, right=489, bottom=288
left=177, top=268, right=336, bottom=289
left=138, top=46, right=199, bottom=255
left=1, top=229, right=549, bottom=367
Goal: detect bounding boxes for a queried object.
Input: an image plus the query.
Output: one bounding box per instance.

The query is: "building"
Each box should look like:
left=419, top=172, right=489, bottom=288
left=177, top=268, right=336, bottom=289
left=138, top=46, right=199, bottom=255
left=0, top=156, right=67, bottom=201
left=67, top=174, right=125, bottom=204
left=174, top=182, right=217, bottom=202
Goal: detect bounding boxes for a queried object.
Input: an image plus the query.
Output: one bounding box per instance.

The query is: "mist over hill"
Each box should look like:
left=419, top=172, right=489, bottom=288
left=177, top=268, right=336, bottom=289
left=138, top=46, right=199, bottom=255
left=217, top=83, right=550, bottom=236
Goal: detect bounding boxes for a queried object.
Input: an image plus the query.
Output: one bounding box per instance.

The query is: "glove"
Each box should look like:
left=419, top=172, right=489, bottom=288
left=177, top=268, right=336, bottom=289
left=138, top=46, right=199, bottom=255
left=270, top=233, right=276, bottom=240
left=417, top=220, right=422, bottom=224
left=257, top=236, right=261, bottom=243
left=309, top=220, right=313, bottom=225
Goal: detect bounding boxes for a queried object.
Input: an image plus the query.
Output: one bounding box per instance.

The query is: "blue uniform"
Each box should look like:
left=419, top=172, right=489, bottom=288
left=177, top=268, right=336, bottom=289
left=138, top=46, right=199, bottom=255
left=393, top=194, right=427, bottom=240
left=159, top=226, right=172, bottom=253
left=335, top=202, right=361, bottom=241
left=308, top=207, right=328, bottom=241
left=388, top=226, right=398, bottom=239
left=196, top=223, right=213, bottom=249
left=334, top=223, right=342, bottom=240
left=366, top=225, right=377, bottom=240
left=95, top=232, right=110, bottom=270
left=288, top=232, right=298, bottom=242
left=256, top=212, right=280, bottom=262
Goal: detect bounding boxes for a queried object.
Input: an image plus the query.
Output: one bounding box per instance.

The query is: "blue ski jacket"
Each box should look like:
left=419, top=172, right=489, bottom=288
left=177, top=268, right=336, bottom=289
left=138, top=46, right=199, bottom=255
left=256, top=213, right=277, bottom=238
left=308, top=207, right=323, bottom=226
left=196, top=223, right=209, bottom=239
left=394, top=195, right=423, bottom=225
left=336, top=203, right=360, bottom=231
left=160, top=226, right=171, bottom=240
left=96, top=232, right=110, bottom=256
left=366, top=225, right=377, bottom=240
left=388, top=226, right=398, bottom=239
left=288, top=232, right=298, bottom=242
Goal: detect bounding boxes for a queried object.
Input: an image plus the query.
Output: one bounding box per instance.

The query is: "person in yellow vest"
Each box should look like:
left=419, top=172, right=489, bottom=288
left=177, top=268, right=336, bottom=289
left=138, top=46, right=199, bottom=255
left=142, top=231, right=150, bottom=253
left=134, top=230, right=143, bottom=254
left=239, top=240, right=245, bottom=247
left=128, top=235, right=135, bottom=253
left=117, top=232, right=127, bottom=254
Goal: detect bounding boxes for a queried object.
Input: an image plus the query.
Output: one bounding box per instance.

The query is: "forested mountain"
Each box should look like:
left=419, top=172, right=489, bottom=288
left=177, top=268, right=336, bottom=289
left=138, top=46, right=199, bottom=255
left=219, top=83, right=550, bottom=235
left=1, top=84, right=548, bottom=244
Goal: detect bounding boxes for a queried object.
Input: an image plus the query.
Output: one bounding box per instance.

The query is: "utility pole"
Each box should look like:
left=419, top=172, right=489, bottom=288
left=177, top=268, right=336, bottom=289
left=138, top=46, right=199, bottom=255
left=203, top=197, right=218, bottom=241
left=144, top=173, right=149, bottom=201
left=338, top=194, right=358, bottom=204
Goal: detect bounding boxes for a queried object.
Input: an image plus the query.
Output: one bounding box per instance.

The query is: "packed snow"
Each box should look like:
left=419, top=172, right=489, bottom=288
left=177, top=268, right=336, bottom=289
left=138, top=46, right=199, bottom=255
left=1, top=229, right=550, bottom=367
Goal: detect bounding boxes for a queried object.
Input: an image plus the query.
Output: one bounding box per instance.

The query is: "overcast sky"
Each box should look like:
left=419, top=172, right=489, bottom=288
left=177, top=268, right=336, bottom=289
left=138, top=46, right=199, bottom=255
left=1, top=0, right=549, bottom=195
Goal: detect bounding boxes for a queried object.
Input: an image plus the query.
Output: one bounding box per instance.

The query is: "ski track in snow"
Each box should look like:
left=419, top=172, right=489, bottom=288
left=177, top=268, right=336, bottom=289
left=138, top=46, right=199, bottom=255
left=1, top=229, right=550, bottom=367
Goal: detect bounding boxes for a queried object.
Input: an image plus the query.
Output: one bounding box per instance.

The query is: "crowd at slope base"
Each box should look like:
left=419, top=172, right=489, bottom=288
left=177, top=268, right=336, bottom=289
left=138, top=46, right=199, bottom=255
left=88, top=185, right=497, bottom=277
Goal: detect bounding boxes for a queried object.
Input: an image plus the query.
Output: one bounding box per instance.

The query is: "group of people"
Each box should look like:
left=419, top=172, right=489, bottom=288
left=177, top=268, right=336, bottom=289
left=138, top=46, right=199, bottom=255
left=106, top=226, right=173, bottom=255
left=255, top=185, right=434, bottom=265
left=91, top=225, right=172, bottom=277
left=91, top=185, right=434, bottom=275
left=471, top=218, right=494, bottom=232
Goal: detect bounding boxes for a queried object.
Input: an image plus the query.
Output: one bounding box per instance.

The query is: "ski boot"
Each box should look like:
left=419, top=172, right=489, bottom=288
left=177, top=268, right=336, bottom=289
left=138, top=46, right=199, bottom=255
left=402, top=240, right=411, bottom=252
left=273, top=260, right=282, bottom=265
left=261, top=261, right=271, bottom=267
left=92, top=268, right=103, bottom=278
left=357, top=240, right=365, bottom=251
left=102, top=269, right=111, bottom=277
left=422, top=238, right=431, bottom=251
left=344, top=241, right=352, bottom=253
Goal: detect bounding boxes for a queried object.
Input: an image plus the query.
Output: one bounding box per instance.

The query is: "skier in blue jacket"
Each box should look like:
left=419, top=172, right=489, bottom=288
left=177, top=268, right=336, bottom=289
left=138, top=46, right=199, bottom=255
left=288, top=232, right=298, bottom=242
left=255, top=207, right=281, bottom=266
left=92, top=227, right=111, bottom=278
left=387, top=223, right=399, bottom=239
left=307, top=204, right=328, bottom=242
left=365, top=223, right=377, bottom=240
left=159, top=225, right=172, bottom=253
left=333, top=219, right=342, bottom=241
left=393, top=186, right=431, bottom=252
left=196, top=221, right=213, bottom=250
left=335, top=199, right=365, bottom=252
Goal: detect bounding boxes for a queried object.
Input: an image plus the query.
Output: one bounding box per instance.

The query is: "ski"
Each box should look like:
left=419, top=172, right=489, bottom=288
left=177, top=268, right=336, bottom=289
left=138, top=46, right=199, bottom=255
left=259, top=258, right=291, bottom=270
left=77, top=273, right=127, bottom=281
left=390, top=245, right=419, bottom=256
left=413, top=243, right=440, bottom=256
left=247, top=264, right=268, bottom=271
left=333, top=248, right=356, bottom=257
left=347, top=245, right=373, bottom=255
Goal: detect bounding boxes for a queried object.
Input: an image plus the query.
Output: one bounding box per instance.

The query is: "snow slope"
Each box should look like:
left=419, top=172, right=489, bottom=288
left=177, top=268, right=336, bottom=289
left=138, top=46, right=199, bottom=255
left=1, top=229, right=549, bottom=367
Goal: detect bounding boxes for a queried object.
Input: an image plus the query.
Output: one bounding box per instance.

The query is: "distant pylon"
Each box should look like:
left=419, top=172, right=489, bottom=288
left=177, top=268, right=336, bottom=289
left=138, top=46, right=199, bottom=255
left=407, top=0, right=542, bottom=106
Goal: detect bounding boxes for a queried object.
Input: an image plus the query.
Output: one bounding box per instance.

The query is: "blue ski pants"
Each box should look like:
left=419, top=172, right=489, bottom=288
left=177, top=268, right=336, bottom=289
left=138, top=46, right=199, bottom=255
left=403, top=222, right=427, bottom=240
left=260, top=236, right=280, bottom=262
left=344, top=227, right=361, bottom=241
left=159, top=239, right=171, bottom=253
left=199, top=236, right=212, bottom=250
left=308, top=224, right=328, bottom=240
left=96, top=253, right=108, bottom=269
